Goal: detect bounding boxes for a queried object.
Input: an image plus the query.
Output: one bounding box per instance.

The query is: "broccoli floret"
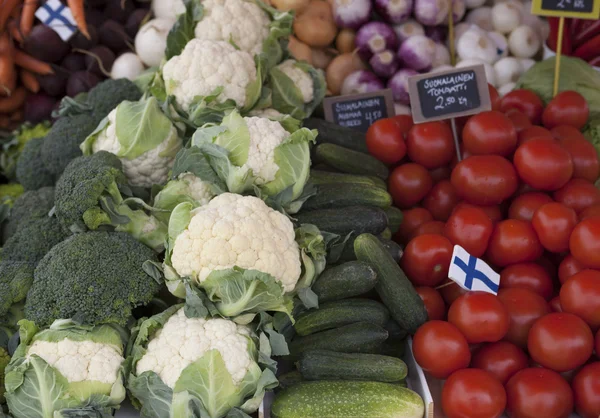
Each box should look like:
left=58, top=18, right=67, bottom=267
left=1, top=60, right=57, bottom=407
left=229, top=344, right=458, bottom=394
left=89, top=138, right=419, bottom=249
left=0, top=184, right=24, bottom=206
left=2, top=187, right=54, bottom=243
left=0, top=262, right=34, bottom=317
left=1, top=217, right=68, bottom=264
left=25, top=231, right=161, bottom=327
left=15, top=137, right=54, bottom=191
left=86, top=78, right=142, bottom=119
left=0, top=121, right=51, bottom=180
left=0, top=346, right=9, bottom=403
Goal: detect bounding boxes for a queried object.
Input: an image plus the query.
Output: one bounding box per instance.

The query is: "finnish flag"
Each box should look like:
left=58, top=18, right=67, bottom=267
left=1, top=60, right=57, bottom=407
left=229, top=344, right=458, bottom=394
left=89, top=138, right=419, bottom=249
left=35, top=0, right=78, bottom=42
left=448, top=245, right=501, bottom=295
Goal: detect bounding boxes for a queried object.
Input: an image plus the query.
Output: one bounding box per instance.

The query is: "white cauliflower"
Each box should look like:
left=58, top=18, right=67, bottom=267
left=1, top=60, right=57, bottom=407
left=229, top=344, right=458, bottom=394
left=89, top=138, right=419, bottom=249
left=162, top=39, right=258, bottom=111
left=171, top=193, right=301, bottom=292
left=276, top=60, right=314, bottom=103
left=176, top=172, right=215, bottom=205
left=194, top=0, right=270, bottom=56
left=248, top=108, right=284, bottom=118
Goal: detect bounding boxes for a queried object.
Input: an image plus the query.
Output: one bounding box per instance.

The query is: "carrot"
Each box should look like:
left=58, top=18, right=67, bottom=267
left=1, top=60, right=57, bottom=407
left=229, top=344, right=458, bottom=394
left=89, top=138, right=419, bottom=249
left=67, top=0, right=90, bottom=39
left=0, top=0, right=22, bottom=33
left=20, top=69, right=38, bottom=93
left=0, top=86, right=26, bottom=113
left=0, top=34, right=17, bottom=97
left=8, top=19, right=24, bottom=44
left=20, top=0, right=37, bottom=37
left=14, top=49, right=53, bottom=75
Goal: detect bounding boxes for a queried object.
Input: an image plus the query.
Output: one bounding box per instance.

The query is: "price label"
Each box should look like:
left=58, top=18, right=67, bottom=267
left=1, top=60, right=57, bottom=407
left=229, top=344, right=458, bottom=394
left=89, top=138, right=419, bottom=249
left=407, top=65, right=491, bottom=123
left=531, top=0, right=599, bottom=19
left=323, top=89, right=395, bottom=132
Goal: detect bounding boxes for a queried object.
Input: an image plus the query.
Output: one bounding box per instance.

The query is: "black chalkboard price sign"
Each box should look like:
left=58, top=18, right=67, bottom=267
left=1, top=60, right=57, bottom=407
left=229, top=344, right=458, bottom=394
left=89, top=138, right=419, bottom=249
left=532, top=0, right=598, bottom=18
left=407, top=65, right=491, bottom=123
left=323, top=89, right=395, bottom=132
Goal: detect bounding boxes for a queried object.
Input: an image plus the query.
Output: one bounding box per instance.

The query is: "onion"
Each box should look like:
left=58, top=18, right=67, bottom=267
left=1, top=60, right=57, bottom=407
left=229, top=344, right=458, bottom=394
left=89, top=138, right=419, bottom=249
left=336, top=29, right=356, bottom=53
left=312, top=48, right=337, bottom=69
left=456, top=27, right=498, bottom=65
left=493, top=57, right=523, bottom=87
left=341, top=70, right=386, bottom=95
left=294, top=1, right=338, bottom=47
left=326, top=53, right=366, bottom=95
left=456, top=58, right=497, bottom=87
left=498, top=82, right=516, bottom=96
left=393, top=19, right=425, bottom=44
left=425, top=26, right=447, bottom=43
left=332, top=0, right=372, bottom=29
left=398, top=35, right=436, bottom=71
left=519, top=58, right=535, bottom=72
left=271, top=0, right=310, bottom=12
left=288, top=36, right=313, bottom=64
left=388, top=68, right=418, bottom=104
left=432, top=43, right=450, bottom=67
left=414, top=0, right=450, bottom=26
left=374, top=0, right=413, bottom=24
left=370, top=50, right=400, bottom=78
left=465, top=7, right=493, bottom=31
left=111, top=53, right=146, bottom=80
left=491, top=2, right=522, bottom=34
left=508, top=26, right=540, bottom=58
left=355, top=22, right=399, bottom=60
left=488, top=31, right=509, bottom=59
left=464, top=0, right=486, bottom=9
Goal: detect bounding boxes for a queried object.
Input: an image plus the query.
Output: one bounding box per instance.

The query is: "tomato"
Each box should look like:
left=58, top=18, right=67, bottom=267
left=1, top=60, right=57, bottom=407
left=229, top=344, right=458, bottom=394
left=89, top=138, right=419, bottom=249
left=440, top=279, right=469, bottom=306
left=444, top=205, right=493, bottom=257
left=531, top=202, right=577, bottom=253
left=558, top=254, right=585, bottom=284
left=497, top=287, right=550, bottom=348
left=406, top=121, right=455, bottom=169
left=560, top=270, right=600, bottom=330
left=394, top=207, right=432, bottom=244
left=500, top=89, right=544, bottom=125
left=528, top=313, right=594, bottom=372
left=570, top=216, right=600, bottom=268
left=401, top=234, right=453, bottom=287
left=487, top=220, right=544, bottom=267
left=454, top=201, right=504, bottom=223
left=557, top=135, right=600, bottom=182
left=451, top=155, right=518, bottom=206
left=388, top=163, right=433, bottom=209
left=415, top=286, right=446, bottom=321
left=551, top=124, right=588, bottom=142
left=462, top=111, right=518, bottom=157
left=514, top=138, right=574, bottom=191
left=550, top=296, right=563, bottom=312
left=489, top=84, right=501, bottom=111
left=365, top=118, right=407, bottom=164
left=508, top=192, right=553, bottom=222
left=430, top=166, right=451, bottom=183
left=500, top=263, right=554, bottom=300
left=422, top=180, right=459, bottom=222
left=517, top=126, right=554, bottom=146
left=542, top=90, right=590, bottom=130
left=412, top=220, right=446, bottom=238
left=596, top=329, right=600, bottom=357
left=472, top=341, right=529, bottom=385
left=505, top=109, right=533, bottom=133
left=448, top=292, right=510, bottom=344
left=506, top=368, right=574, bottom=418
left=554, top=179, right=600, bottom=213
left=442, top=369, right=507, bottom=418
left=580, top=205, right=600, bottom=221
left=391, top=114, right=414, bottom=134
left=412, top=320, right=471, bottom=379
left=572, top=362, right=600, bottom=418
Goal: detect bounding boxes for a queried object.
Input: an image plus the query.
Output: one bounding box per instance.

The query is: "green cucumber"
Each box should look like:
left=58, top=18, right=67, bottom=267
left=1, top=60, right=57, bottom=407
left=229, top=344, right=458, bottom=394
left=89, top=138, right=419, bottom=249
left=294, top=298, right=389, bottom=336
left=297, top=350, right=407, bottom=382
left=354, top=233, right=428, bottom=334
left=309, top=170, right=385, bottom=189
left=385, top=206, right=403, bottom=234
left=368, top=176, right=388, bottom=189
left=304, top=183, right=392, bottom=210
left=271, top=381, right=425, bottom=418
left=277, top=371, right=304, bottom=390
left=315, top=143, right=389, bottom=180
left=295, top=206, right=388, bottom=236
left=385, top=319, right=408, bottom=341
left=289, top=322, right=388, bottom=359
left=303, top=118, right=369, bottom=153
left=312, top=261, right=377, bottom=303
left=378, top=339, right=407, bottom=358
left=338, top=236, right=402, bottom=264
left=380, top=227, right=392, bottom=239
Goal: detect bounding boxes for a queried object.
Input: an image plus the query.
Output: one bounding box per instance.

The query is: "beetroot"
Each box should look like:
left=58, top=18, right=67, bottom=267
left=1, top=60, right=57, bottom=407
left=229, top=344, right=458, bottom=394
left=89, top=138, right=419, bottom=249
left=61, top=54, right=86, bottom=72
left=24, top=25, right=69, bottom=63
left=125, top=9, right=151, bottom=38
left=67, top=71, right=101, bottom=97
left=84, top=46, right=116, bottom=76
left=85, top=9, right=105, bottom=27
left=69, top=25, right=99, bottom=50
left=104, top=0, right=135, bottom=23
left=38, top=70, right=69, bottom=97
left=24, top=93, right=57, bottom=124
left=99, top=20, right=131, bottom=53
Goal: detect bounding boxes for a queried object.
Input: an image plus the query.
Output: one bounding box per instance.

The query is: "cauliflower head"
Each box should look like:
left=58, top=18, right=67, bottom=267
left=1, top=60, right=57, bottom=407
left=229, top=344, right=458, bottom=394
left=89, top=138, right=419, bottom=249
left=0, top=347, right=9, bottom=403
left=176, top=172, right=215, bottom=205
left=153, top=172, right=215, bottom=224
left=162, top=39, right=258, bottom=112
left=276, top=60, right=314, bottom=103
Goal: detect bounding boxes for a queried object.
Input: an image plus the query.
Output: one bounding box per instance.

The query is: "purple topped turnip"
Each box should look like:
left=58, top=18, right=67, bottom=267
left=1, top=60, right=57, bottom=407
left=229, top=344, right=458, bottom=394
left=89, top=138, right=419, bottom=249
left=393, top=19, right=425, bottom=43
left=369, top=50, right=400, bottom=79
left=448, top=0, right=466, bottom=24
left=414, top=0, right=450, bottom=26
left=425, top=26, right=447, bottom=43
left=355, top=22, right=399, bottom=61
left=398, top=35, right=436, bottom=71
left=432, top=43, right=450, bottom=67
left=374, top=0, right=413, bottom=24
left=388, top=68, right=417, bottom=104
left=332, top=0, right=372, bottom=30
left=341, top=70, right=386, bottom=95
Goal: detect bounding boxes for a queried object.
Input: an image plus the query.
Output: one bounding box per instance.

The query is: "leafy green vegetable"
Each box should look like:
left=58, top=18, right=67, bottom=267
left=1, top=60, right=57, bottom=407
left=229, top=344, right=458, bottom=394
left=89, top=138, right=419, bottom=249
left=165, top=0, right=204, bottom=60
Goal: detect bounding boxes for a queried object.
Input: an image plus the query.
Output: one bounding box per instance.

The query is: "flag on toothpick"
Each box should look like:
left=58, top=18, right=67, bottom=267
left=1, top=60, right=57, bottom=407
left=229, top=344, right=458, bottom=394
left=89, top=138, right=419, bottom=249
left=448, top=245, right=501, bottom=295
left=35, top=0, right=78, bottom=41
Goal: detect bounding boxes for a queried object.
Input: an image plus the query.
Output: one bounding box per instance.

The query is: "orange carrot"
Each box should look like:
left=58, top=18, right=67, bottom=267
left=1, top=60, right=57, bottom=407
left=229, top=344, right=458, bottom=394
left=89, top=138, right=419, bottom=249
left=20, top=69, right=38, bottom=93
left=14, top=49, right=53, bottom=75
left=0, top=0, right=22, bottom=33
left=67, top=0, right=90, bottom=39
left=0, top=34, right=17, bottom=97
left=8, top=19, right=24, bottom=44
left=0, top=86, right=26, bottom=113
left=20, top=0, right=37, bottom=37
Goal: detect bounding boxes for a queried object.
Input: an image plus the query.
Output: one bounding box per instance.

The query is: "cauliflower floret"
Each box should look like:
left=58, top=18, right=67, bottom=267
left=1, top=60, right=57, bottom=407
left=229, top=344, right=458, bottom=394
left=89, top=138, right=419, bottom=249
left=171, top=193, right=301, bottom=292
left=194, top=0, right=270, bottom=56
left=163, top=39, right=257, bottom=111
left=178, top=172, right=215, bottom=205
left=276, top=60, right=314, bottom=103
left=248, top=108, right=284, bottom=118
left=136, top=309, right=252, bottom=388
left=241, top=116, right=289, bottom=184
left=27, top=339, right=124, bottom=384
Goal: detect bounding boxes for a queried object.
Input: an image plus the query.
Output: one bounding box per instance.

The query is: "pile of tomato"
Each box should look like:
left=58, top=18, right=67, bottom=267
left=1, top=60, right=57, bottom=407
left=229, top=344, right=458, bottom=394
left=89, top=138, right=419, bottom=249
left=366, top=87, right=600, bottom=418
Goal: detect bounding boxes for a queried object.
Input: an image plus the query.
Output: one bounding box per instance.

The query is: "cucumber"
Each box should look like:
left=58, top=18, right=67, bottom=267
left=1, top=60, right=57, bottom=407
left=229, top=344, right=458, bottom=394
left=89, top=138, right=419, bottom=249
left=312, top=261, right=378, bottom=302
left=385, top=206, right=403, bottom=234
left=297, top=350, right=407, bottom=382
left=303, top=118, right=369, bottom=153
left=289, top=322, right=388, bottom=359
left=368, top=175, right=388, bottom=189
left=378, top=339, right=407, bottom=358
left=354, top=234, right=428, bottom=334
left=277, top=371, right=304, bottom=390
left=309, top=170, right=385, bottom=189
left=294, top=298, right=389, bottom=336
left=315, top=143, right=389, bottom=180
left=338, top=236, right=402, bottom=264
left=304, top=183, right=392, bottom=210
left=380, top=227, right=392, bottom=239
left=384, top=319, right=408, bottom=341
left=295, top=206, right=388, bottom=236
left=271, top=381, right=425, bottom=418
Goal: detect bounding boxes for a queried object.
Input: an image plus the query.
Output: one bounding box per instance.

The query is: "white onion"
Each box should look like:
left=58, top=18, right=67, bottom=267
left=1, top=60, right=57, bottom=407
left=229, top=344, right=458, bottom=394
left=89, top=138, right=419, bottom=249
left=491, top=2, right=522, bottom=34
left=456, top=58, right=497, bottom=87
left=508, top=25, right=541, bottom=58
left=111, top=53, right=146, bottom=81
left=493, top=57, right=523, bottom=86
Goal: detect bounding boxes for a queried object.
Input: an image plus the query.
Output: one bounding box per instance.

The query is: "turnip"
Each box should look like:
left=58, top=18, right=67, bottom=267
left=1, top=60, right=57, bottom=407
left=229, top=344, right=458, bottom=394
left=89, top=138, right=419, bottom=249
left=465, top=7, right=493, bottom=31
left=425, top=26, right=447, bottom=43
left=491, top=2, right=522, bottom=34
left=355, top=22, right=398, bottom=60
left=456, top=58, right=496, bottom=87
left=312, top=48, right=336, bottom=69
left=341, top=70, right=385, bottom=95
left=448, top=0, right=466, bottom=24
left=288, top=36, right=313, bottom=63
left=498, top=82, right=516, bottom=96
left=393, top=19, right=425, bottom=44
left=104, top=0, right=135, bottom=24
left=126, top=9, right=152, bottom=38
left=508, top=26, right=540, bottom=58
left=294, top=1, right=338, bottom=48
left=456, top=27, right=498, bottom=64
left=99, top=20, right=132, bottom=53
left=111, top=53, right=146, bottom=80
left=83, top=46, right=116, bottom=77
left=370, top=50, right=400, bottom=78
left=414, top=0, right=450, bottom=26
left=24, top=25, right=69, bottom=64
left=67, top=72, right=101, bottom=97
left=488, top=31, right=508, bottom=59
left=374, top=0, right=413, bottom=24
left=394, top=102, right=411, bottom=115
left=398, top=35, right=436, bottom=71
left=24, top=93, right=56, bottom=124
left=332, top=0, right=372, bottom=29
left=70, top=25, right=99, bottom=50
left=388, top=68, right=418, bottom=104
left=135, top=18, right=174, bottom=67
left=326, top=53, right=366, bottom=94
left=493, top=57, right=522, bottom=87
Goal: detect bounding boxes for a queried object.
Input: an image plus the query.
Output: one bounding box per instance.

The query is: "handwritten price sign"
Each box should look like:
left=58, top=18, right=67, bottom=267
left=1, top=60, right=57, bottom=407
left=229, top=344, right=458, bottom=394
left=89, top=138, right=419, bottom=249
left=532, top=0, right=598, bottom=19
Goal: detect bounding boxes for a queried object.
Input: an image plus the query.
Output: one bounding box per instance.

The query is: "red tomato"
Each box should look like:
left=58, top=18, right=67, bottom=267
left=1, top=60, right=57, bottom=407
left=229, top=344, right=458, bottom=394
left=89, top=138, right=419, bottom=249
left=462, top=111, right=518, bottom=157
left=391, top=114, right=414, bottom=134
left=472, top=341, right=529, bottom=385
left=394, top=207, right=432, bottom=244
left=422, top=180, right=459, bottom=222
left=542, top=91, right=590, bottom=130
left=454, top=201, right=504, bottom=223
left=412, top=320, right=471, bottom=379
left=487, top=220, right=544, bottom=267
left=401, top=234, right=453, bottom=287
left=442, top=369, right=507, bottom=418
left=554, top=179, right=600, bottom=213
left=500, top=263, right=554, bottom=300
left=558, top=254, right=585, bottom=284
left=528, top=313, right=594, bottom=372
left=444, top=205, right=494, bottom=257
left=439, top=279, right=469, bottom=306
left=406, top=121, right=455, bottom=169
left=388, top=163, right=433, bottom=208
left=596, top=329, right=600, bottom=356
left=412, top=220, right=446, bottom=238
left=448, top=292, right=510, bottom=344
left=572, top=362, right=600, bottom=418
left=580, top=205, right=600, bottom=221
left=489, top=84, right=501, bottom=111
left=498, top=287, right=550, bottom=348
left=505, top=109, right=533, bottom=133
left=415, top=286, right=446, bottom=321
left=500, top=89, right=544, bottom=125
left=506, top=368, right=574, bottom=418
left=514, top=138, right=574, bottom=191
left=430, top=166, right=451, bottom=183
left=517, top=126, right=554, bottom=146
left=560, top=270, right=600, bottom=330
left=570, top=217, right=600, bottom=269
left=557, top=135, right=600, bottom=182
left=532, top=202, right=578, bottom=253
left=365, top=118, right=407, bottom=164
left=551, top=124, right=588, bottom=142
left=550, top=296, right=563, bottom=312
left=508, top=192, right=553, bottom=222
left=451, top=155, right=518, bottom=206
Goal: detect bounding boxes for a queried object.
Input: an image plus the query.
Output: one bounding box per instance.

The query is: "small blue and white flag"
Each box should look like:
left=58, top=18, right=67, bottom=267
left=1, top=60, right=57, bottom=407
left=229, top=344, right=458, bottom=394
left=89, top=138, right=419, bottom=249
left=448, top=245, right=501, bottom=295
left=35, top=0, right=78, bottom=42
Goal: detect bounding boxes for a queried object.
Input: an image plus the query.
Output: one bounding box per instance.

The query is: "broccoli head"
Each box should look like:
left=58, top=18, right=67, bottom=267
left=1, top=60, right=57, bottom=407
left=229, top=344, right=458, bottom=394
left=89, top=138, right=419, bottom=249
left=25, top=231, right=161, bottom=327
left=86, top=78, right=142, bottom=120
left=0, top=184, right=24, bottom=228
left=15, top=137, right=54, bottom=191
left=0, top=121, right=51, bottom=180
left=1, top=216, right=68, bottom=264
left=2, top=187, right=54, bottom=243
left=0, top=262, right=34, bottom=317
left=0, top=346, right=9, bottom=403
